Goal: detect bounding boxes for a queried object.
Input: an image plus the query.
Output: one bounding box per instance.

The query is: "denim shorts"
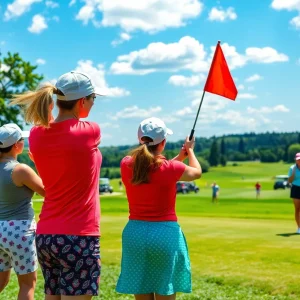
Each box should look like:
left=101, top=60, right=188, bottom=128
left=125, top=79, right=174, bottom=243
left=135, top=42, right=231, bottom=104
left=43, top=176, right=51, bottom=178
left=36, top=234, right=101, bottom=296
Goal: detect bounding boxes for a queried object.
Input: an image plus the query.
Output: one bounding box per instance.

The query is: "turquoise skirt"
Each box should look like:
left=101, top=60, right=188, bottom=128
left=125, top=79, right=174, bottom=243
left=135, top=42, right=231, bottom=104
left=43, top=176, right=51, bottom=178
left=116, top=220, right=191, bottom=295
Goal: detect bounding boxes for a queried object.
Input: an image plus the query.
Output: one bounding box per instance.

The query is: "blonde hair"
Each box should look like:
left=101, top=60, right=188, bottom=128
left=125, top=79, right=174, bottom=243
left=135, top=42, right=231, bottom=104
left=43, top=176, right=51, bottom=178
left=10, top=83, right=59, bottom=128
left=130, top=137, right=162, bottom=185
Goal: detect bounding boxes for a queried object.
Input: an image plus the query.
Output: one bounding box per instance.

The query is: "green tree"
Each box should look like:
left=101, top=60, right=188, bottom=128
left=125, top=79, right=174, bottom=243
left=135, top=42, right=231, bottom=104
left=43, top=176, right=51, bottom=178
left=220, top=154, right=227, bottom=166
left=298, top=133, right=300, bottom=144
left=288, top=144, right=300, bottom=163
left=208, top=139, right=220, bottom=167
left=0, top=52, right=43, bottom=127
left=220, top=137, right=226, bottom=155
left=197, top=156, right=210, bottom=173
left=238, top=137, right=245, bottom=153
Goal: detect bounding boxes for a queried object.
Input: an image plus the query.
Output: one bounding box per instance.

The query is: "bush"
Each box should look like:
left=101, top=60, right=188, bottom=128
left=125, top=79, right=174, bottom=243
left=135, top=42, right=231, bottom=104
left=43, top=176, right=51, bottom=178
left=288, top=144, right=300, bottom=163
left=197, top=156, right=210, bottom=173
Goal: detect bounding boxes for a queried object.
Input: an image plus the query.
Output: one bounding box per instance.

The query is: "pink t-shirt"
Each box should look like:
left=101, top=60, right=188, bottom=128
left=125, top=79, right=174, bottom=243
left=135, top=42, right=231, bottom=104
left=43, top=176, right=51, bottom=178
left=29, top=119, right=102, bottom=236
left=121, top=155, right=186, bottom=222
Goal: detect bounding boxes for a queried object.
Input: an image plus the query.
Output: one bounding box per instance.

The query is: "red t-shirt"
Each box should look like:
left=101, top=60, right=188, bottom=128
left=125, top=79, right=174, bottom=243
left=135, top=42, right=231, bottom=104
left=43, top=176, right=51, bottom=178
left=29, top=119, right=102, bottom=236
left=121, top=155, right=186, bottom=222
left=255, top=183, right=261, bottom=190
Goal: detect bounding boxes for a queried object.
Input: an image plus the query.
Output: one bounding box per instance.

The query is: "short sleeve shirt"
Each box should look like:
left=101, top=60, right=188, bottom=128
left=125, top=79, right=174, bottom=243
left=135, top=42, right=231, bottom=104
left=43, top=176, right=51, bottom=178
left=121, top=156, right=186, bottom=221
left=29, top=119, right=102, bottom=236
left=288, top=165, right=300, bottom=187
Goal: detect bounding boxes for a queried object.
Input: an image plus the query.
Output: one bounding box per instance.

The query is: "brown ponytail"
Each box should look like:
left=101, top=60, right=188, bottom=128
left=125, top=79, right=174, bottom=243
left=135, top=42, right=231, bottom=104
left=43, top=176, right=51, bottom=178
left=10, top=83, right=57, bottom=128
left=130, top=137, right=162, bottom=185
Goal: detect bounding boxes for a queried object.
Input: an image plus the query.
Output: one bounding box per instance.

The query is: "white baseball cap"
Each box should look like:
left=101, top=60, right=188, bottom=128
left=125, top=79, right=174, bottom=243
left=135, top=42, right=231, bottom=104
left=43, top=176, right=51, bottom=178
left=55, top=71, right=104, bottom=101
left=138, top=117, right=173, bottom=146
left=0, top=124, right=29, bottom=148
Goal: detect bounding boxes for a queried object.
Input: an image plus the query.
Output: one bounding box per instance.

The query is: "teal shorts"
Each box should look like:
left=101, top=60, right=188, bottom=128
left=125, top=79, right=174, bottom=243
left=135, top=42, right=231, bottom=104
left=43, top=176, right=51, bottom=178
left=116, top=220, right=191, bottom=295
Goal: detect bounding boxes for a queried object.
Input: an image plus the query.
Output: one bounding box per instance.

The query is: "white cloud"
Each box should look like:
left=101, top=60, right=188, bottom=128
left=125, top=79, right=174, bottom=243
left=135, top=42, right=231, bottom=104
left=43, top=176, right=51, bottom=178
left=111, top=37, right=289, bottom=76
left=45, top=1, right=59, bottom=8
left=75, top=0, right=203, bottom=34
left=208, top=7, right=237, bottom=22
left=238, top=93, right=257, bottom=99
left=36, top=58, right=46, bottom=65
left=192, top=93, right=229, bottom=111
left=74, top=60, right=130, bottom=97
left=247, top=105, right=290, bottom=114
left=209, top=43, right=247, bottom=69
left=69, top=0, right=76, bottom=6
left=271, top=0, right=300, bottom=11
left=28, top=14, right=48, bottom=34
left=209, top=44, right=288, bottom=70
left=245, top=74, right=263, bottom=82
left=290, top=15, right=300, bottom=28
left=245, top=47, right=289, bottom=63
left=110, top=36, right=208, bottom=75
left=111, top=32, right=132, bottom=46
left=168, top=74, right=205, bottom=87
left=4, top=0, right=42, bottom=20
left=271, top=0, right=300, bottom=29
left=237, top=84, right=245, bottom=90
left=109, top=105, right=162, bottom=120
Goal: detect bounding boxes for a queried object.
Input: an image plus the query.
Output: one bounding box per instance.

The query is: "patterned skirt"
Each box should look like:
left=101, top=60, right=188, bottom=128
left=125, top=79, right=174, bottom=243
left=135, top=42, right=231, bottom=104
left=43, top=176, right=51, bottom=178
left=116, top=220, right=191, bottom=295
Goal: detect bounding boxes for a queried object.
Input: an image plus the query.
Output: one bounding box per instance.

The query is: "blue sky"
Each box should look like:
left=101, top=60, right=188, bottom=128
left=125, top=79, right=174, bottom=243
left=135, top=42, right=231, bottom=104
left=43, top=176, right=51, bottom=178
left=0, top=0, right=299, bottom=146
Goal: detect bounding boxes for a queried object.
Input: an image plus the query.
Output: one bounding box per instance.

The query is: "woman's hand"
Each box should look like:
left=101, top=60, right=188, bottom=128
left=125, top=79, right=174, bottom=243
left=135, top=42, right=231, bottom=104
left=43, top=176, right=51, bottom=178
left=177, top=143, right=188, bottom=161
left=184, top=136, right=195, bottom=155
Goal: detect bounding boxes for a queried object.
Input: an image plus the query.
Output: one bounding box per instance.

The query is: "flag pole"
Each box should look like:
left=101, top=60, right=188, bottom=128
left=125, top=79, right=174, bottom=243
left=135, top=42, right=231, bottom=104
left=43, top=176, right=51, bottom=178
left=189, top=40, right=221, bottom=141
left=189, top=90, right=206, bottom=140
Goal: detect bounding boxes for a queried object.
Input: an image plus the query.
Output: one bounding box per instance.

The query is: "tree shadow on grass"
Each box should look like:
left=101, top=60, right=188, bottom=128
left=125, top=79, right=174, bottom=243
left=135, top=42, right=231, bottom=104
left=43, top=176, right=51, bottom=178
left=276, top=233, right=299, bottom=237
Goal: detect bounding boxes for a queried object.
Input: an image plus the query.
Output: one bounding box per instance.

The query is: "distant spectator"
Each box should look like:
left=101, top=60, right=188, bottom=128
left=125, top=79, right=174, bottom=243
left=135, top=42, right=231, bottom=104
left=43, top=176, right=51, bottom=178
left=255, top=182, right=261, bottom=199
left=119, top=180, right=123, bottom=191
left=288, top=153, right=300, bottom=234
left=211, top=182, right=220, bottom=203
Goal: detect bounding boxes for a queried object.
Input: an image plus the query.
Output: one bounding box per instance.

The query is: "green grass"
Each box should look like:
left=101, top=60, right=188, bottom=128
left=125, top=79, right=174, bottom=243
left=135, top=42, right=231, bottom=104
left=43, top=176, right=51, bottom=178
left=3, top=162, right=300, bottom=299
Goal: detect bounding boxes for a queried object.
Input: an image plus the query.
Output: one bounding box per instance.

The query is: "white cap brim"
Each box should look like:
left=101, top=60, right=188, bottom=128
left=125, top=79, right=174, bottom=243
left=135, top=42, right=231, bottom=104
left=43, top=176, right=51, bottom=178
left=22, top=131, right=30, bottom=138
left=166, top=128, right=173, bottom=135
left=94, top=88, right=106, bottom=97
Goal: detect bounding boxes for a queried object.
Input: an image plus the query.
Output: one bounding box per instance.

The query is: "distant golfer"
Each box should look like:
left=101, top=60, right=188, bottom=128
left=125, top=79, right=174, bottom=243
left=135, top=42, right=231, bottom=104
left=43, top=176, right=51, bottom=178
left=211, top=182, right=220, bottom=203
left=0, top=124, right=45, bottom=300
left=288, top=153, right=300, bottom=234
left=116, top=117, right=202, bottom=300
left=255, top=182, right=261, bottom=199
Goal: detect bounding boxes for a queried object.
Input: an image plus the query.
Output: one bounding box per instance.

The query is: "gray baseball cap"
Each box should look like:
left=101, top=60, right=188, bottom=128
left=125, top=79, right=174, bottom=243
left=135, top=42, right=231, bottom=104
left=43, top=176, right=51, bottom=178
left=55, top=71, right=104, bottom=101
left=0, top=124, right=29, bottom=148
left=138, top=117, right=173, bottom=146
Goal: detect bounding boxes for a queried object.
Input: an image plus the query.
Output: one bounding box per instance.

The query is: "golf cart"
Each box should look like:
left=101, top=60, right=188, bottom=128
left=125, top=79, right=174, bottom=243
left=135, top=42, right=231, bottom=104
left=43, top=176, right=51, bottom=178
left=99, top=177, right=113, bottom=194
left=273, top=175, right=291, bottom=190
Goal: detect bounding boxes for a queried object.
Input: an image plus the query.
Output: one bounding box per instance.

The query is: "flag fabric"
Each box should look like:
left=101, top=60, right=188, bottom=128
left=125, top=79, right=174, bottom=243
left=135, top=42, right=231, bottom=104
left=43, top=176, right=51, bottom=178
left=204, top=42, right=238, bottom=101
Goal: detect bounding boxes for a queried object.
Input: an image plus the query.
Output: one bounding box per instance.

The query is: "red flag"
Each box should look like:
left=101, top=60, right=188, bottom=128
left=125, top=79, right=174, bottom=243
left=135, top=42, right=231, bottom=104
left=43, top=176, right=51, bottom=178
left=204, top=42, right=238, bottom=101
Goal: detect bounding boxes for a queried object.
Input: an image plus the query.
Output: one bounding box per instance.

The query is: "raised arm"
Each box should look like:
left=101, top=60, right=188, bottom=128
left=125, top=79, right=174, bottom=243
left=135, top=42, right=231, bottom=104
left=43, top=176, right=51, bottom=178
left=179, top=137, right=202, bottom=181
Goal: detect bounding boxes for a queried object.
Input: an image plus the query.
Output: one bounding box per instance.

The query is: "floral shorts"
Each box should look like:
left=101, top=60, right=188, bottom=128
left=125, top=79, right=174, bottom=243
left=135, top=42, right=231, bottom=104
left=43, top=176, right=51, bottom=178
left=36, top=234, right=101, bottom=296
left=0, top=220, right=37, bottom=275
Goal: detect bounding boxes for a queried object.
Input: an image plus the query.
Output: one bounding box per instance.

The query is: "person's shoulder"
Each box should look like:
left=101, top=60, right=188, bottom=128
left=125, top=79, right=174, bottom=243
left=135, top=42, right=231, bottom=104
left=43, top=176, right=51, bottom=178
left=13, top=163, right=34, bottom=176
left=78, top=121, right=100, bottom=130
left=121, top=156, right=132, bottom=166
